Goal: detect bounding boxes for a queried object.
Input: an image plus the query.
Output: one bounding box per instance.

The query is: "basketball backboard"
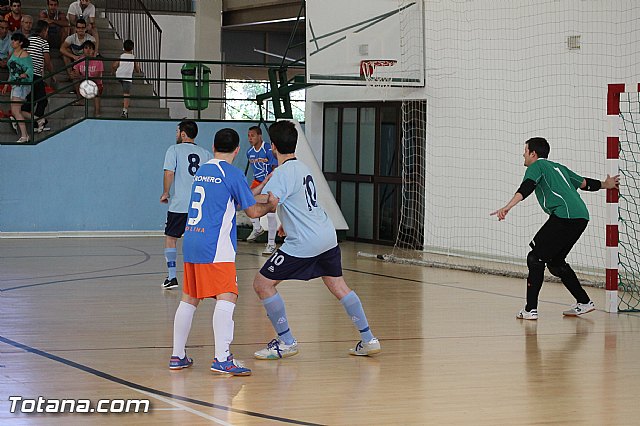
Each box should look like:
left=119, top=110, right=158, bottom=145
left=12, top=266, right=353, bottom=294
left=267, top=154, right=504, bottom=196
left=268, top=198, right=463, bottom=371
left=306, top=0, right=424, bottom=87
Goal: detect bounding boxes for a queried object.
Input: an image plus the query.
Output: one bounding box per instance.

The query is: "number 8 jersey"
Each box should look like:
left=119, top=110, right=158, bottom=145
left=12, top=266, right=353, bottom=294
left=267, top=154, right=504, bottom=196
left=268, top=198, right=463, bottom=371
left=183, top=159, right=256, bottom=264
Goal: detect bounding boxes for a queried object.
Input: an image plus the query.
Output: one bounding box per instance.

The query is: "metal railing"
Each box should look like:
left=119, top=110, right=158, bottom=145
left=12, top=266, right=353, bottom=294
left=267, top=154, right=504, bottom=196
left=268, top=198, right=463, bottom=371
left=0, top=58, right=307, bottom=145
left=104, top=0, right=162, bottom=96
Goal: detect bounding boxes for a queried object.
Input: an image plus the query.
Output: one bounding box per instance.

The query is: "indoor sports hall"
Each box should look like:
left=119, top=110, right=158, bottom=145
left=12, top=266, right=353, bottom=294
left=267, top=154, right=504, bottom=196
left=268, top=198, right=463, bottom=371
left=2, top=1, right=640, bottom=425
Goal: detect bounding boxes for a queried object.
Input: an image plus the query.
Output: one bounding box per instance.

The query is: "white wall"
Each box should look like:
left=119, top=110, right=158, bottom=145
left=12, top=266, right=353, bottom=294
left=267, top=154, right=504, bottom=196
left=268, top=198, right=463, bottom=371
left=306, top=0, right=640, bottom=273
left=154, top=14, right=197, bottom=119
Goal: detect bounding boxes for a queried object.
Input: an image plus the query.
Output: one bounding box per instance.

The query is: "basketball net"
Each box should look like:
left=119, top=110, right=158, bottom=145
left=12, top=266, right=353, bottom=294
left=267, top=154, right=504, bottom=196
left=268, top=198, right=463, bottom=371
left=360, top=60, right=397, bottom=93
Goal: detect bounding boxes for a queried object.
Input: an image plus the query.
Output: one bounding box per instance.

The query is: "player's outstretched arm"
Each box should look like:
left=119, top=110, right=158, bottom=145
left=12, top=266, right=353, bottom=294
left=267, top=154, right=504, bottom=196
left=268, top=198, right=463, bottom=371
left=579, top=174, right=620, bottom=191
left=245, top=192, right=278, bottom=218
left=491, top=192, right=524, bottom=221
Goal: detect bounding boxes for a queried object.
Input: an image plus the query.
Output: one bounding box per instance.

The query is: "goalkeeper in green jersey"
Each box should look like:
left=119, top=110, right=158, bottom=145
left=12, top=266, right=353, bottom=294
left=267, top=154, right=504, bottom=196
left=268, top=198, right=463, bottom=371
left=491, top=137, right=619, bottom=320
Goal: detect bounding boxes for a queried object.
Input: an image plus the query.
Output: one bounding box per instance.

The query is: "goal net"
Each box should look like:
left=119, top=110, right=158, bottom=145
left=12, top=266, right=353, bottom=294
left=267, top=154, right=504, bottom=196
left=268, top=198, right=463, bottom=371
left=375, top=1, right=640, bottom=287
left=618, top=92, right=640, bottom=311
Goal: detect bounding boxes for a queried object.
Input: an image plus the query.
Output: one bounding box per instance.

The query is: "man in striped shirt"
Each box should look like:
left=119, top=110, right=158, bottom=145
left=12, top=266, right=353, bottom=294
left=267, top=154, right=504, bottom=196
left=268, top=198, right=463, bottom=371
left=21, top=20, right=52, bottom=132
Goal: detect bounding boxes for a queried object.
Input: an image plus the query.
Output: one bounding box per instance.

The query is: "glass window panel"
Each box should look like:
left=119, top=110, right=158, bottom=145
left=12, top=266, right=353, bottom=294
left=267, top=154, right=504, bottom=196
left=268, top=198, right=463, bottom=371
left=359, top=107, right=375, bottom=175
left=378, top=184, right=399, bottom=242
left=341, top=108, right=357, bottom=174
left=357, top=183, right=374, bottom=239
left=340, top=182, right=356, bottom=238
left=327, top=180, right=337, bottom=200
left=323, top=108, right=339, bottom=173
left=380, top=107, right=398, bottom=177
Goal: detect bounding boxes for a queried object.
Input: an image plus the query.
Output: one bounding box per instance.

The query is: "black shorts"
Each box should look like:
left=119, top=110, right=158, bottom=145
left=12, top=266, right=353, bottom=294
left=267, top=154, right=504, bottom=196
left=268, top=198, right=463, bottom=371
left=164, top=211, right=188, bottom=238
left=530, top=215, right=588, bottom=265
left=259, top=245, right=343, bottom=281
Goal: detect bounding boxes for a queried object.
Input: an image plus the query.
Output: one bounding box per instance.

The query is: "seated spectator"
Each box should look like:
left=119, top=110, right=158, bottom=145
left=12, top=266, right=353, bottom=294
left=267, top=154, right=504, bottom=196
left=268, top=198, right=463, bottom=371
left=70, top=40, right=102, bottom=116
left=39, top=0, right=69, bottom=49
left=67, top=0, right=98, bottom=54
left=0, top=20, right=10, bottom=70
left=4, top=0, right=21, bottom=32
left=60, top=18, right=94, bottom=78
left=13, top=14, right=32, bottom=37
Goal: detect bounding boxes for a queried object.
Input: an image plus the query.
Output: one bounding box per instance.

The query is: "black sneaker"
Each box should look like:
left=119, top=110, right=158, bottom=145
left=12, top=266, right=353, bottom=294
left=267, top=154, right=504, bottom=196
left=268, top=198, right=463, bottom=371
left=162, top=277, right=179, bottom=289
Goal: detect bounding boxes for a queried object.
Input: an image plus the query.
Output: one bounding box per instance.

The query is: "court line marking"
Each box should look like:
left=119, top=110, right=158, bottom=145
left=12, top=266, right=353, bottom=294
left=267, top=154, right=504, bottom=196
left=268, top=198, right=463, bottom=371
left=0, top=335, right=324, bottom=426
left=132, top=387, right=233, bottom=425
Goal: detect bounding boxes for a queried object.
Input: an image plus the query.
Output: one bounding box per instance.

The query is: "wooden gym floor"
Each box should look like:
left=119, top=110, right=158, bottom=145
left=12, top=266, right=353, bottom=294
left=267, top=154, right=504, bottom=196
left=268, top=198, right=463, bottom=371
left=1, top=236, right=639, bottom=425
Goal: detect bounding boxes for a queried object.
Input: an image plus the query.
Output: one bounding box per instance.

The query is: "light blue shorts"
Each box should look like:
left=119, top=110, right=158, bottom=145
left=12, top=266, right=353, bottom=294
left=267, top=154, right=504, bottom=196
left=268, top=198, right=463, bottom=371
left=11, top=84, right=31, bottom=100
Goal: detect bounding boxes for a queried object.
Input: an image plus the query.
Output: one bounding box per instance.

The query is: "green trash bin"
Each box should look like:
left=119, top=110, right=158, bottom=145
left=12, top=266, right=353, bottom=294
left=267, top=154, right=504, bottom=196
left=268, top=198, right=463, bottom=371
left=181, top=63, right=210, bottom=111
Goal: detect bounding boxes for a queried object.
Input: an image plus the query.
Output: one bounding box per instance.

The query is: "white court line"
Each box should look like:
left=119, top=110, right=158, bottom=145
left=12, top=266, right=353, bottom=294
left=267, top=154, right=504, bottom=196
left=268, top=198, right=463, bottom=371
left=129, top=386, right=234, bottom=426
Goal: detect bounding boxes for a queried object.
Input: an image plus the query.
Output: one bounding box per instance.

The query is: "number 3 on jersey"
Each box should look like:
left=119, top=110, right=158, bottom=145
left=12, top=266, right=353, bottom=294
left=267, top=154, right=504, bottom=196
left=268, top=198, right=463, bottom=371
left=188, top=186, right=205, bottom=225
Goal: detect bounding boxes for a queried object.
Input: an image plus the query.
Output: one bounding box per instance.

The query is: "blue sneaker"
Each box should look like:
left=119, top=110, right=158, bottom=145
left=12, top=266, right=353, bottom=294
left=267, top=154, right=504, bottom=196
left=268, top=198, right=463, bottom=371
left=210, top=355, right=251, bottom=376
left=169, top=354, right=193, bottom=370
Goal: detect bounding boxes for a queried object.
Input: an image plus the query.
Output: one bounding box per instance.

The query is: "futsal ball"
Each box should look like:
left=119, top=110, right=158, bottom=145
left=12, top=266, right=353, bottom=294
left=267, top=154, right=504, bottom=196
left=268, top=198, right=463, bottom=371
left=79, top=80, right=98, bottom=99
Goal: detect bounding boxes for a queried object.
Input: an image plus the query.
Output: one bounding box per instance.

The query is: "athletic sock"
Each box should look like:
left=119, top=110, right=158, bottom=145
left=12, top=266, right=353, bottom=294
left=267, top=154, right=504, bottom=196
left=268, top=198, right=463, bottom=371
left=267, top=212, right=277, bottom=245
left=165, top=248, right=177, bottom=280
left=172, top=301, right=196, bottom=359
left=262, top=293, right=295, bottom=345
left=213, top=300, right=235, bottom=361
left=340, top=291, right=374, bottom=342
left=251, top=218, right=261, bottom=231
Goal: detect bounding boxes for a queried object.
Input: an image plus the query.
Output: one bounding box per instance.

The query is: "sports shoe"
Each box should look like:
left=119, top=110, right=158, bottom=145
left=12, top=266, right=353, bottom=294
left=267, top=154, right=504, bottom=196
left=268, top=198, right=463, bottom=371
left=562, top=301, right=595, bottom=316
left=254, top=338, right=299, bottom=360
left=9, top=116, right=18, bottom=134
left=169, top=354, right=193, bottom=370
left=516, top=308, right=538, bottom=320
left=36, top=118, right=48, bottom=133
left=16, top=136, right=29, bottom=143
left=162, top=277, right=179, bottom=290
left=121, top=110, right=128, bottom=119
left=210, top=355, right=251, bottom=376
left=349, top=337, right=381, bottom=356
left=262, top=243, right=276, bottom=256
left=246, top=227, right=265, bottom=242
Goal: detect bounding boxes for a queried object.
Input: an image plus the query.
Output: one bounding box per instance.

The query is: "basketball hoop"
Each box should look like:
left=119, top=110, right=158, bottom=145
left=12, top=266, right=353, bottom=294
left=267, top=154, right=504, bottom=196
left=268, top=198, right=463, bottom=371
left=360, top=59, right=397, bottom=88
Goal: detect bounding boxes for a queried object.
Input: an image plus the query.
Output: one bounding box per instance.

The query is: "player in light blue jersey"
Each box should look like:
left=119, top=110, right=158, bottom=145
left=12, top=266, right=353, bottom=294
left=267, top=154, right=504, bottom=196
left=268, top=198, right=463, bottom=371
left=252, top=120, right=381, bottom=360
left=160, top=120, right=213, bottom=290
left=246, top=126, right=279, bottom=255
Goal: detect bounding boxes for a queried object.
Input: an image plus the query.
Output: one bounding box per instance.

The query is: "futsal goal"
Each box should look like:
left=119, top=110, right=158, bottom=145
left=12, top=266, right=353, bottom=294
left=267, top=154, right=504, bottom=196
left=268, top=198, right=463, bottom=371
left=357, top=1, right=640, bottom=313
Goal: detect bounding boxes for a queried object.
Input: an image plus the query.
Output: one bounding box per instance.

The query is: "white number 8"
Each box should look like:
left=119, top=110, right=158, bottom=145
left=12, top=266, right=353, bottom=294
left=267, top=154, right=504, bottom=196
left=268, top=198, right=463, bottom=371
left=188, top=186, right=205, bottom=226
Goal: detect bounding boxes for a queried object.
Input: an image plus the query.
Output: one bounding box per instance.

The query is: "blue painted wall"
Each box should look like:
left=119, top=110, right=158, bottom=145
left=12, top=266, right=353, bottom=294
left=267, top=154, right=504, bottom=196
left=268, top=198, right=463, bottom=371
left=0, top=120, right=269, bottom=233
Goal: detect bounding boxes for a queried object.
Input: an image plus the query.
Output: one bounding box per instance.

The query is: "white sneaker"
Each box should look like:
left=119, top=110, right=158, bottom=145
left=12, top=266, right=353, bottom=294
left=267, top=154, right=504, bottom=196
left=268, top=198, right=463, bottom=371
left=516, top=308, right=538, bottom=320
left=349, top=338, right=381, bottom=356
left=246, top=227, right=265, bottom=242
left=562, top=301, right=595, bottom=316
left=262, top=243, right=276, bottom=256
left=254, top=338, right=298, bottom=360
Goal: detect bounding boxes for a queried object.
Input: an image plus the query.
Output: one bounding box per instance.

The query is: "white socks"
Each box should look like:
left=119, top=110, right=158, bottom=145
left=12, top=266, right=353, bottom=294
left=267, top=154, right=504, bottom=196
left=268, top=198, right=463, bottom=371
left=267, top=212, right=277, bottom=245
left=213, top=300, right=236, bottom=361
left=172, top=301, right=196, bottom=358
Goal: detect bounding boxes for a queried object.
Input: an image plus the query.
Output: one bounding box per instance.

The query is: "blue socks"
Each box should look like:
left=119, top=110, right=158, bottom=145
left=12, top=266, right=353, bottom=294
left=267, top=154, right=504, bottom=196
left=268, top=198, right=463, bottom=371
left=341, top=291, right=374, bottom=342
left=165, top=248, right=177, bottom=279
left=262, top=293, right=295, bottom=345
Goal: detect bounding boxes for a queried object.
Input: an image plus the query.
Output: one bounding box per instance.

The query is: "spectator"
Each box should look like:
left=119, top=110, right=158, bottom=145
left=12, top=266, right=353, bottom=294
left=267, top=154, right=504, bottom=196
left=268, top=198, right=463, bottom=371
left=60, top=18, right=94, bottom=78
left=2, top=32, right=32, bottom=142
left=0, top=20, right=10, bottom=70
left=14, top=14, right=32, bottom=37
left=70, top=40, right=102, bottom=116
left=67, top=0, right=98, bottom=54
left=4, top=0, right=21, bottom=32
left=39, top=0, right=69, bottom=49
left=0, top=1, right=9, bottom=13
left=21, top=20, right=52, bottom=133
left=111, top=39, right=140, bottom=119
